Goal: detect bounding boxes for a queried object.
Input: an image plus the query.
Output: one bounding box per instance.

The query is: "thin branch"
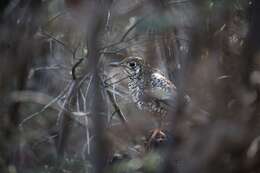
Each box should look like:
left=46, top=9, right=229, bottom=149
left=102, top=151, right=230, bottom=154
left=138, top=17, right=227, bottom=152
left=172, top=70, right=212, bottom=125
left=106, top=87, right=128, bottom=98
left=56, top=81, right=76, bottom=126
left=19, top=97, right=58, bottom=128
left=105, top=85, right=136, bottom=144
left=32, top=134, right=58, bottom=149
left=103, top=75, right=129, bottom=88
left=76, top=91, right=80, bottom=112
left=18, top=82, right=72, bottom=129
left=72, top=42, right=81, bottom=60
left=84, top=74, right=94, bottom=98
left=77, top=73, right=91, bottom=88
left=103, top=73, right=121, bottom=84
left=80, top=88, right=87, bottom=112
left=99, top=33, right=139, bottom=51
left=28, top=65, right=63, bottom=78
left=105, top=10, right=111, bottom=30
left=102, top=73, right=130, bottom=97
left=120, top=17, right=146, bottom=42
left=108, top=111, right=117, bottom=126
left=101, top=33, right=190, bottom=55
left=99, top=51, right=124, bottom=58
left=40, top=31, right=74, bottom=55
left=99, top=12, right=150, bottom=52
left=41, top=11, right=66, bottom=29
left=168, top=0, right=192, bottom=5
left=71, top=58, right=84, bottom=80
left=79, top=87, right=91, bottom=156
left=106, top=90, right=127, bottom=124
left=42, top=31, right=84, bottom=81
left=56, top=80, right=77, bottom=157
left=99, top=6, right=190, bottom=52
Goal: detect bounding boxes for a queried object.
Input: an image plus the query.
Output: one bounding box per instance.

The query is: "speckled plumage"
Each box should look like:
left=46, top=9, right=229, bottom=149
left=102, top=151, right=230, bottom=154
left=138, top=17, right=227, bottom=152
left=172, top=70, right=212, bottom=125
left=118, top=56, right=177, bottom=117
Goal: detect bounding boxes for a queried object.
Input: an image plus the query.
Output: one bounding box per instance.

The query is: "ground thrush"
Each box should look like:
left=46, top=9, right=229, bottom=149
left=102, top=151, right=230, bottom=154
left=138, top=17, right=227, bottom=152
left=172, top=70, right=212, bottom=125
left=110, top=56, right=178, bottom=142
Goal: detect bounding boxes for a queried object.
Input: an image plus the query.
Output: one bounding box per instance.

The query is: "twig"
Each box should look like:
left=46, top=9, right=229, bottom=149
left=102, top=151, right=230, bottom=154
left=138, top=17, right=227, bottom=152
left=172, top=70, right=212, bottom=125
left=18, top=82, right=71, bottom=129
left=79, top=87, right=92, bottom=155
left=104, top=75, right=129, bottom=88
left=99, top=33, right=139, bottom=51
left=32, top=65, right=61, bottom=71
left=108, top=111, right=117, bottom=126
left=42, top=31, right=84, bottom=81
left=28, top=65, right=63, bottom=78
left=120, top=17, right=146, bottom=42
left=103, top=73, right=121, bottom=84
left=32, top=134, right=58, bottom=149
left=84, top=74, right=94, bottom=98
left=105, top=10, right=111, bottom=30
left=40, top=31, right=74, bottom=55
left=106, top=89, right=127, bottom=124
left=99, top=12, right=150, bottom=52
left=101, top=33, right=190, bottom=56
left=168, top=0, right=192, bottom=5
left=121, top=34, right=190, bottom=51
left=72, top=42, right=81, bottom=60
left=76, top=73, right=90, bottom=88
left=99, top=51, right=124, bottom=58
left=56, top=80, right=77, bottom=157
left=105, top=86, right=129, bottom=98
left=71, top=58, right=84, bottom=80
left=76, top=91, right=80, bottom=111
left=99, top=7, right=190, bottom=52
left=41, top=11, right=66, bottom=29
left=84, top=116, right=91, bottom=155
left=101, top=73, right=130, bottom=97
left=56, top=81, right=76, bottom=126
left=106, top=87, right=136, bottom=144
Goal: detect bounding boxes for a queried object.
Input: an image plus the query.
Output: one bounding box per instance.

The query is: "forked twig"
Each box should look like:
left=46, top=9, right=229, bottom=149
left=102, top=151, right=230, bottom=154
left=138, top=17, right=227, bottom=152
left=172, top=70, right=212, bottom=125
left=103, top=73, right=121, bottom=83
left=106, top=89, right=127, bottom=124
left=104, top=75, right=129, bottom=88
left=18, top=82, right=72, bottom=129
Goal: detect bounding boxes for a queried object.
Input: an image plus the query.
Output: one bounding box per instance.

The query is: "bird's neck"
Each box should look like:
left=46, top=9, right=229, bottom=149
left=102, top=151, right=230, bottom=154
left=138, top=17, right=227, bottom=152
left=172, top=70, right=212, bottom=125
left=128, top=71, right=144, bottom=103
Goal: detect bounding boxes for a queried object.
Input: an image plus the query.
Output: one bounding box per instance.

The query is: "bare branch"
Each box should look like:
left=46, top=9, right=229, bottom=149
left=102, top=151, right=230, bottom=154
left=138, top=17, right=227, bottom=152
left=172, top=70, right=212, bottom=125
left=106, top=89, right=127, bottom=124
left=40, top=31, right=74, bottom=55
left=18, top=82, right=72, bottom=129
left=71, top=58, right=84, bottom=80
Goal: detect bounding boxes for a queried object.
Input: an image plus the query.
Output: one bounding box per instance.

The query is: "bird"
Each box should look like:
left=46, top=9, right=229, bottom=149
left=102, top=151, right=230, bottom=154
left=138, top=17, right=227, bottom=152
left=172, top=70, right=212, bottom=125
left=110, top=56, right=178, bottom=144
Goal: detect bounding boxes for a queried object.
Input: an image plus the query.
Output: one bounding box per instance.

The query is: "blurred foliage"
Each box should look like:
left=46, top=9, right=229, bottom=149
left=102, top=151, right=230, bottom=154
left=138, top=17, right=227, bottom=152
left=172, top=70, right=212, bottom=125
left=1, top=0, right=260, bottom=173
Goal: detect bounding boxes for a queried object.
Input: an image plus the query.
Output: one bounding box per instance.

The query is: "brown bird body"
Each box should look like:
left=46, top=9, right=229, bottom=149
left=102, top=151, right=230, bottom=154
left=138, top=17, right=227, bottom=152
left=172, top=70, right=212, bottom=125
left=111, top=56, right=177, bottom=126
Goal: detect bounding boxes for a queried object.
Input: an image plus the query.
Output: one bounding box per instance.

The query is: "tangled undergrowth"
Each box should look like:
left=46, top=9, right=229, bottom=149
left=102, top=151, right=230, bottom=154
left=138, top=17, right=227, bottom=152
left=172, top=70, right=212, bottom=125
left=1, top=0, right=260, bottom=173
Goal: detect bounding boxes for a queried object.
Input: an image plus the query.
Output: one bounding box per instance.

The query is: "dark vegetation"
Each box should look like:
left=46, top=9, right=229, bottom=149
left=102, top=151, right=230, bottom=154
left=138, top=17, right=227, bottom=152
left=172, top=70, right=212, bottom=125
left=1, top=0, right=260, bottom=173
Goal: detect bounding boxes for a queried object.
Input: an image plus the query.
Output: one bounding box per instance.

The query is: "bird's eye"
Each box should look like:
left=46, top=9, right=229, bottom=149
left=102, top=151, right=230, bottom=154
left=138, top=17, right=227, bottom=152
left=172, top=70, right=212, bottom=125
left=129, top=62, right=136, bottom=67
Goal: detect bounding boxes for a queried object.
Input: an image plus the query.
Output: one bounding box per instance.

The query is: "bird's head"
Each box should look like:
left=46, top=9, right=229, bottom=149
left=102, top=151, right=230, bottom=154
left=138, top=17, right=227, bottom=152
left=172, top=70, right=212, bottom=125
left=110, top=56, right=144, bottom=76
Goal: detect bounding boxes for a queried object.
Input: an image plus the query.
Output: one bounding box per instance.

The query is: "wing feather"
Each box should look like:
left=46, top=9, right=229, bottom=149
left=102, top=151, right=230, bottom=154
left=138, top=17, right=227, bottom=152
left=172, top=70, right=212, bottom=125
left=143, top=72, right=177, bottom=106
